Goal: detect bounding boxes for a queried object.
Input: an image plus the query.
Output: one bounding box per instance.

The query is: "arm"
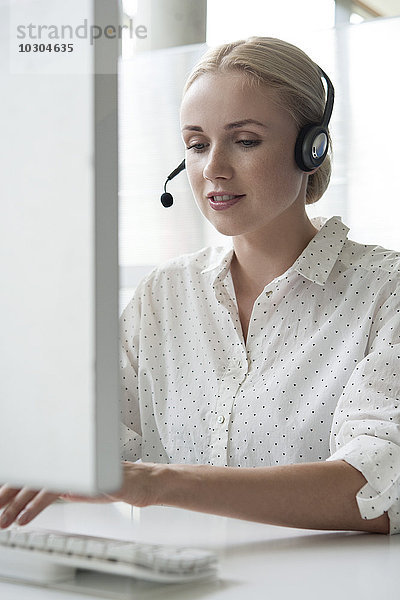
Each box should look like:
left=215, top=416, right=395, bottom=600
left=150, top=459, right=389, bottom=534
left=0, top=459, right=389, bottom=532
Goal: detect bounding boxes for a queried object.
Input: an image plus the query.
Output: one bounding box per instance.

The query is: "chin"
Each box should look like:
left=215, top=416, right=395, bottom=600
left=208, top=219, right=251, bottom=238
left=200, top=201, right=269, bottom=238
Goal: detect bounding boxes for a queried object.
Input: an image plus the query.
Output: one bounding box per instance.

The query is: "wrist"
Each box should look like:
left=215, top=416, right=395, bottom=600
left=148, top=463, right=176, bottom=506
left=152, top=463, right=202, bottom=508
left=119, top=461, right=183, bottom=508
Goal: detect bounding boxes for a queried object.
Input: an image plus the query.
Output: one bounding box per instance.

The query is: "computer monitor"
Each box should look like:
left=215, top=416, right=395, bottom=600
left=0, top=0, right=122, bottom=495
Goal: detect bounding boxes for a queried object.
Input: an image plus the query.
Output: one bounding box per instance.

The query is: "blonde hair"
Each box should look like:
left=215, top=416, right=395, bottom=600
left=183, top=37, right=332, bottom=204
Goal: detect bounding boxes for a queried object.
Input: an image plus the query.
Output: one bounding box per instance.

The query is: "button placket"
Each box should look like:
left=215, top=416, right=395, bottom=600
left=245, top=289, right=274, bottom=344
left=209, top=360, right=248, bottom=466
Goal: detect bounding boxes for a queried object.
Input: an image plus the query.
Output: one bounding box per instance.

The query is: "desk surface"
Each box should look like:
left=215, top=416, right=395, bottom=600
left=0, top=501, right=398, bottom=600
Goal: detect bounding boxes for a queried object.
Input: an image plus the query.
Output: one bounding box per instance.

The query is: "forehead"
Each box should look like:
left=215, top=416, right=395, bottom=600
left=180, top=72, right=285, bottom=128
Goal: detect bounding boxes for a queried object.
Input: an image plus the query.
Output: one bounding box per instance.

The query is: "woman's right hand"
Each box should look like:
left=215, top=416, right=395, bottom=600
left=0, top=461, right=161, bottom=529
left=0, top=484, right=59, bottom=529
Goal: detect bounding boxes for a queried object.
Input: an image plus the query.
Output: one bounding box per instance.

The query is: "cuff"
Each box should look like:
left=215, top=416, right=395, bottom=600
left=327, top=435, right=400, bottom=534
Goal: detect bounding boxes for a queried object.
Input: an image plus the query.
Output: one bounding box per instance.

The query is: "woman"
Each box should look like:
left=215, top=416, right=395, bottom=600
left=1, top=37, right=399, bottom=534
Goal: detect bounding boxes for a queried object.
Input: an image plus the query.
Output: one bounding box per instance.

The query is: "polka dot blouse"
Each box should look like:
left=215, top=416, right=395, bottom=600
left=120, top=216, right=400, bottom=534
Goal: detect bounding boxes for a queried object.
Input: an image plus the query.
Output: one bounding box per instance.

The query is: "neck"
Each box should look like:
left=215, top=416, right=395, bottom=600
left=231, top=207, right=318, bottom=297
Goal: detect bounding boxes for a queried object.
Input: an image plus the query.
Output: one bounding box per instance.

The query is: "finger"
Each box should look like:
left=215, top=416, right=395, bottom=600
left=0, top=485, right=21, bottom=509
left=60, top=493, right=91, bottom=501
left=0, top=488, right=38, bottom=528
left=17, top=490, right=59, bottom=526
left=60, top=493, right=111, bottom=503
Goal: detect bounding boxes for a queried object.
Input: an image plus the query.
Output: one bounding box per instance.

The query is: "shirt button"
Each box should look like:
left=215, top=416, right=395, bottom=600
left=217, top=415, right=225, bottom=424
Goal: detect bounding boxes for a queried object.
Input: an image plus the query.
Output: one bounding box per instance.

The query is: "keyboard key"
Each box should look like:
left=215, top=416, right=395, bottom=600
left=64, top=536, right=87, bottom=555
left=0, top=530, right=10, bottom=544
left=46, top=534, right=67, bottom=552
left=105, top=542, right=139, bottom=563
left=85, top=539, right=106, bottom=558
left=9, top=530, right=28, bottom=547
left=27, top=532, right=49, bottom=550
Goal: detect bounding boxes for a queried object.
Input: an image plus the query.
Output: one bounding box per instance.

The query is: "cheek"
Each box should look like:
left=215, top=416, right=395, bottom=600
left=185, top=166, right=206, bottom=214
left=260, top=143, right=299, bottom=177
left=186, top=159, right=204, bottom=194
left=252, top=149, right=303, bottom=199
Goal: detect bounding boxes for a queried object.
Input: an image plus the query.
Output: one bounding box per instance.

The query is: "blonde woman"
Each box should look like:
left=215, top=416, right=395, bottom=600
left=1, top=37, right=399, bottom=535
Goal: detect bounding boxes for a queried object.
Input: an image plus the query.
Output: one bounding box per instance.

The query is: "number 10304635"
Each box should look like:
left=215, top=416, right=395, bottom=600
left=18, top=43, right=74, bottom=53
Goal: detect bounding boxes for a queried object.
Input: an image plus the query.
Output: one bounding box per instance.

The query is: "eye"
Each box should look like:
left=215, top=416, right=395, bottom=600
left=237, top=139, right=261, bottom=148
left=186, top=143, right=208, bottom=153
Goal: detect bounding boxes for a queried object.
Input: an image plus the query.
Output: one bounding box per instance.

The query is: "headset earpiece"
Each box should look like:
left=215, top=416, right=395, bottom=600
left=294, top=68, right=334, bottom=173
left=294, top=124, right=329, bottom=172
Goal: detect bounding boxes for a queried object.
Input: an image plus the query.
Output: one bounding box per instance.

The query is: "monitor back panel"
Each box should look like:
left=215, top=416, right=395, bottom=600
left=0, top=0, right=121, bottom=494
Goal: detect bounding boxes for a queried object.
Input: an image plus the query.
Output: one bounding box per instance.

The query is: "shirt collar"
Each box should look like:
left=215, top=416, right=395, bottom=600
left=200, top=216, right=350, bottom=287
left=292, top=216, right=350, bottom=285
left=200, top=246, right=234, bottom=283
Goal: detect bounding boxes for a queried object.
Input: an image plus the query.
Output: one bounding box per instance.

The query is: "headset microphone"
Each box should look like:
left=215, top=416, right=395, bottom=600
left=160, top=159, right=186, bottom=207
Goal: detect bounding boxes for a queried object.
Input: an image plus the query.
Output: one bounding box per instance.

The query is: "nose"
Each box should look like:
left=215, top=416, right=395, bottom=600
left=203, top=146, right=233, bottom=181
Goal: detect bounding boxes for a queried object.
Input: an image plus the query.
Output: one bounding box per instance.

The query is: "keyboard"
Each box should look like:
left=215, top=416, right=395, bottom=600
left=0, top=527, right=218, bottom=586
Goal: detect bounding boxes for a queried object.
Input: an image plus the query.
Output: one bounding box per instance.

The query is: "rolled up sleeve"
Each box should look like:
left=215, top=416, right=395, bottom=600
left=328, top=282, right=400, bottom=533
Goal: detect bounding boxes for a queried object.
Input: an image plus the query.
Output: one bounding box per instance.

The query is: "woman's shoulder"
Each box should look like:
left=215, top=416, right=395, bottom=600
left=341, top=237, right=400, bottom=282
left=139, top=245, right=232, bottom=289
left=313, top=216, right=400, bottom=281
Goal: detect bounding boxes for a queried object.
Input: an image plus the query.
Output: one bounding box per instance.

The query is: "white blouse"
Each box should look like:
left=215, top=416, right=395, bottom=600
left=119, top=215, right=400, bottom=534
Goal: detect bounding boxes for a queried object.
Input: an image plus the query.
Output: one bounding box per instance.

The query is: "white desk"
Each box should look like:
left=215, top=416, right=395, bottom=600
left=0, top=502, right=398, bottom=600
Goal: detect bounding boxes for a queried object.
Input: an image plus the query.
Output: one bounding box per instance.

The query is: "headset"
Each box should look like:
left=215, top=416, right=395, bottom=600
left=160, top=67, right=334, bottom=208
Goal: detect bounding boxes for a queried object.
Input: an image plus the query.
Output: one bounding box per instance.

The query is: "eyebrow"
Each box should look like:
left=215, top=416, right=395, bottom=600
left=182, top=119, right=269, bottom=132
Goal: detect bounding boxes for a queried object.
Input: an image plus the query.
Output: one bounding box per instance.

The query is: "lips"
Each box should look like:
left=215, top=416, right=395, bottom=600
left=207, top=194, right=245, bottom=211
